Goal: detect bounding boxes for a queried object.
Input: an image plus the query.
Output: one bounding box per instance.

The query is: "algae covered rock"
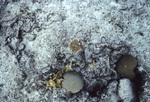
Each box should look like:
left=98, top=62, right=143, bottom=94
left=62, top=71, right=84, bottom=93
left=115, top=55, right=138, bottom=79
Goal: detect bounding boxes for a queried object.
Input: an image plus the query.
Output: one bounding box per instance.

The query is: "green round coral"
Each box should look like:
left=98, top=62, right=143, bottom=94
left=115, top=55, right=138, bottom=79
left=62, top=71, right=84, bottom=93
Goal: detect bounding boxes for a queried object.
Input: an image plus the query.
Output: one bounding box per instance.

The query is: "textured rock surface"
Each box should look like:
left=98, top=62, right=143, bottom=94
left=62, top=71, right=83, bottom=93
left=0, top=0, right=150, bottom=102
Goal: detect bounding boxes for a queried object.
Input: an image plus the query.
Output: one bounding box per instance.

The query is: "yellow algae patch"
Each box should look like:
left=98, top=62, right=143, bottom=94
left=65, top=65, right=73, bottom=72
left=103, top=73, right=107, bottom=76
left=55, top=78, right=63, bottom=88
left=46, top=71, right=63, bottom=89
left=46, top=65, right=74, bottom=89
left=89, top=60, right=95, bottom=68
left=46, top=80, right=56, bottom=89
left=69, top=38, right=83, bottom=53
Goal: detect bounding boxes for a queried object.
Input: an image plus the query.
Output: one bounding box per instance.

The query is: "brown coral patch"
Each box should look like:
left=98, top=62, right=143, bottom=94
left=69, top=38, right=83, bottom=53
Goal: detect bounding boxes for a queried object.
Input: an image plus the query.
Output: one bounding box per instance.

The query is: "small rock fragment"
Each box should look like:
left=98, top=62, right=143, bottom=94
left=62, top=71, right=84, bottom=93
left=116, top=55, right=137, bottom=79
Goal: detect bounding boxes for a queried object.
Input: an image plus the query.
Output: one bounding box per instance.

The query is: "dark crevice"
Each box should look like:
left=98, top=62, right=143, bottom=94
left=85, top=81, right=107, bottom=98
left=17, top=28, right=23, bottom=42
left=131, top=69, right=145, bottom=102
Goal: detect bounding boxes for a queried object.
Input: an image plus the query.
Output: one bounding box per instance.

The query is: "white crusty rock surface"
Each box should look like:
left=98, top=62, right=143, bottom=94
left=118, top=79, right=134, bottom=102
left=0, top=0, right=150, bottom=102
